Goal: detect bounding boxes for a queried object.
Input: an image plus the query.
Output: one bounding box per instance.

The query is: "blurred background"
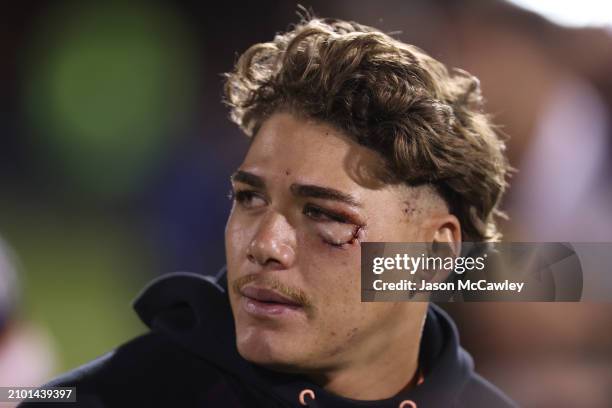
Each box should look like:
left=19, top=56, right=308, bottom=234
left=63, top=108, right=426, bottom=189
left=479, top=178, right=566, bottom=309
left=1, top=0, right=611, bottom=406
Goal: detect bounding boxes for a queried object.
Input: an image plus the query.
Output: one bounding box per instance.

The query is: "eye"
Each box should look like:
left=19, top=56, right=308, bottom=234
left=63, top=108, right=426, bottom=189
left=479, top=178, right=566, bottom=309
left=304, top=204, right=360, bottom=248
left=231, top=189, right=267, bottom=209
left=303, top=204, right=348, bottom=223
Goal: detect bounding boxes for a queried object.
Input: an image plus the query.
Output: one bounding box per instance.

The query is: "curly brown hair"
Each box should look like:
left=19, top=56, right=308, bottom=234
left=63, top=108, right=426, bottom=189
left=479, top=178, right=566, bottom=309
left=224, top=16, right=510, bottom=242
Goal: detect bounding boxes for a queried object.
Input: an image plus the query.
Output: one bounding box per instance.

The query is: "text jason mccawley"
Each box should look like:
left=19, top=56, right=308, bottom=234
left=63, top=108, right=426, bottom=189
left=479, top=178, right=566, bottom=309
left=373, top=279, right=524, bottom=293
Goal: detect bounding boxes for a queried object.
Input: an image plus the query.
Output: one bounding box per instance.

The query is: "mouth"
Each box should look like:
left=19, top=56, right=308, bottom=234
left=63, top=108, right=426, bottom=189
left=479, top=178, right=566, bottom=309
left=239, top=285, right=304, bottom=317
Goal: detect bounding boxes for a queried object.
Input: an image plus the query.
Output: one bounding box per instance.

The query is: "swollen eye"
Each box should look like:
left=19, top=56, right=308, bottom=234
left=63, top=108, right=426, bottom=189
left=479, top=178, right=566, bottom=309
left=317, top=222, right=359, bottom=246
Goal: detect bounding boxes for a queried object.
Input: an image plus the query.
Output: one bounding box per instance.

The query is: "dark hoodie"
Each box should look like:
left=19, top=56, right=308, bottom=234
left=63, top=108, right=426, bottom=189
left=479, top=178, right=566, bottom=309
left=20, top=271, right=517, bottom=408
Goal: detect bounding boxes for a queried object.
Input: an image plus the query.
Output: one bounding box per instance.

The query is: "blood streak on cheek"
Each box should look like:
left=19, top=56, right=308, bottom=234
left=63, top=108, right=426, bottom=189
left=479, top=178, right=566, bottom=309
left=349, top=226, right=367, bottom=245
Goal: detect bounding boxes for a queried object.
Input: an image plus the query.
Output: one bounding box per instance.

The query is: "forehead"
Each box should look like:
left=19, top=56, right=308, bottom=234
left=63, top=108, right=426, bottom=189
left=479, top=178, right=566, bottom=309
left=241, top=112, right=388, bottom=190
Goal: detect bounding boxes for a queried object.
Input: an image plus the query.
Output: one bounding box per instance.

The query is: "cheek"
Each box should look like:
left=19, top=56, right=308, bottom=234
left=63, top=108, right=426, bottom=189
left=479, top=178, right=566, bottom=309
left=301, top=241, right=363, bottom=306
left=300, top=245, right=389, bottom=357
left=225, top=213, right=252, bottom=268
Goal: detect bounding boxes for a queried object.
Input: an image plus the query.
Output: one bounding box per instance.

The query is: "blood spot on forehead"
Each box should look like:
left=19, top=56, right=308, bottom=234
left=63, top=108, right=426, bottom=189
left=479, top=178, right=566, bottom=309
left=285, top=169, right=291, bottom=176
left=403, top=201, right=418, bottom=216
left=400, top=186, right=439, bottom=217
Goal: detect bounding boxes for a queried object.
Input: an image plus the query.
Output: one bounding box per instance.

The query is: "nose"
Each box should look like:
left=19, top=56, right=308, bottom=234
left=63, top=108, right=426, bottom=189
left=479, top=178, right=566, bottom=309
left=247, top=212, right=296, bottom=269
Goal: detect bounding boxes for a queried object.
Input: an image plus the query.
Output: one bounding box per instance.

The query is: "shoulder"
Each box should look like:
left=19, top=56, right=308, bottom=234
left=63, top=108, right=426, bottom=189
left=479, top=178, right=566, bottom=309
left=456, top=372, right=518, bottom=408
left=19, top=332, right=226, bottom=407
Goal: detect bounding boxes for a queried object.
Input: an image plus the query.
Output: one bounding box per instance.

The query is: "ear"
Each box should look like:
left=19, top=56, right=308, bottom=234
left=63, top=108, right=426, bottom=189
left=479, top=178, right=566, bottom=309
left=422, top=214, right=462, bottom=257
left=410, top=214, right=461, bottom=300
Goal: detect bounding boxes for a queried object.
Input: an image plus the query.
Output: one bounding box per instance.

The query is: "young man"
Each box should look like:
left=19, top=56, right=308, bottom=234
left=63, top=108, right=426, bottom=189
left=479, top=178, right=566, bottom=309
left=22, top=16, right=515, bottom=407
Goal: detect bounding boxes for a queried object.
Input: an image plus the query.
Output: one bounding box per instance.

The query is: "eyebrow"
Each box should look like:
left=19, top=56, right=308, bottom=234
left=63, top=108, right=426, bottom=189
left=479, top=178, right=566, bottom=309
left=231, top=170, right=362, bottom=208
left=290, top=184, right=362, bottom=207
left=231, top=170, right=266, bottom=189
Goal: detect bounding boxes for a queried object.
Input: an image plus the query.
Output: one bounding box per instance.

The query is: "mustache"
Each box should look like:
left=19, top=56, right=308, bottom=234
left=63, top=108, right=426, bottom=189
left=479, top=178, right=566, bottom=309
left=231, top=274, right=313, bottom=309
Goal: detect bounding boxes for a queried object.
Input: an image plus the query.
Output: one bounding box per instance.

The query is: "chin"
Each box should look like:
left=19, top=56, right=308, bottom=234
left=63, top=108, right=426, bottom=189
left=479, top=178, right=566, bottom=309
left=235, top=328, right=306, bottom=371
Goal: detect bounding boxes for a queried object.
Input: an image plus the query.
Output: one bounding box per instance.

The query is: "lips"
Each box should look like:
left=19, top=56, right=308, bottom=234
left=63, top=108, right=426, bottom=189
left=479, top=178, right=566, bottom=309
left=241, top=286, right=301, bottom=306
left=240, top=285, right=303, bottom=317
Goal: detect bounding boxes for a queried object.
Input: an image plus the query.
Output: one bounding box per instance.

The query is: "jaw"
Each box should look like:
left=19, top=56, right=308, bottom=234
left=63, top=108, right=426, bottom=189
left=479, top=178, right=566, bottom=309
left=234, top=314, right=342, bottom=374
left=235, top=323, right=303, bottom=368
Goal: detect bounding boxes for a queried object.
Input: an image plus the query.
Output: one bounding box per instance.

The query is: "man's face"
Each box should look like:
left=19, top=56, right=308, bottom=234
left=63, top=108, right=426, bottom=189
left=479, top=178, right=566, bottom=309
left=225, top=112, right=438, bottom=372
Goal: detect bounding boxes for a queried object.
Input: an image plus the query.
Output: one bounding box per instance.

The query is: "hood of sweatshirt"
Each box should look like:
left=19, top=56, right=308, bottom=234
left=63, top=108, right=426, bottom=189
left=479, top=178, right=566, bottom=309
left=133, top=270, right=476, bottom=408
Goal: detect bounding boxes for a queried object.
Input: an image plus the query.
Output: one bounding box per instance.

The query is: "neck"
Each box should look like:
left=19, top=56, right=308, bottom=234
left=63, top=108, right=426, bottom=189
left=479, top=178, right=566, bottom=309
left=309, top=305, right=427, bottom=400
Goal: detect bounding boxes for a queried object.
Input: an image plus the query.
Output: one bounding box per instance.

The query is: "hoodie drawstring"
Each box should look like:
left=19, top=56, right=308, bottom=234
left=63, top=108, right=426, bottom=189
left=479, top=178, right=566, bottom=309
left=298, top=389, right=319, bottom=407
left=298, top=388, right=417, bottom=408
